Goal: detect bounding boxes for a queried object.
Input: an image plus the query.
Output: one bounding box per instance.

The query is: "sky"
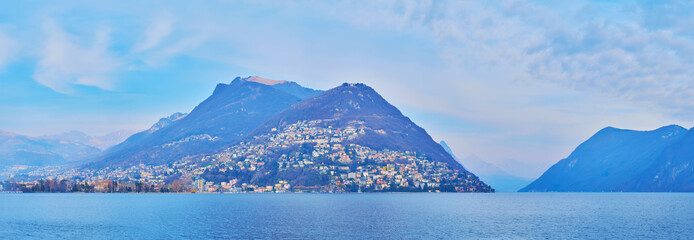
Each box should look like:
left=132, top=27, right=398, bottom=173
left=1, top=0, right=693, bottom=178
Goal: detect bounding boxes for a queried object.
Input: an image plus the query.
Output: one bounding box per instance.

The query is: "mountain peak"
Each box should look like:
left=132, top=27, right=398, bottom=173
left=222, top=76, right=322, bottom=100
left=0, top=129, right=17, bottom=137
left=232, top=76, right=288, bottom=86
left=657, top=124, right=686, bottom=132
left=282, top=82, right=396, bottom=118
left=246, top=76, right=287, bottom=85
left=148, top=112, right=188, bottom=133
left=338, top=82, right=372, bottom=91
left=331, top=83, right=382, bottom=101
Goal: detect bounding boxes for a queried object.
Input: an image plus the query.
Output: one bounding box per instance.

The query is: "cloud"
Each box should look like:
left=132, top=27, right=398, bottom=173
left=33, top=20, right=121, bottom=94
left=293, top=1, right=694, bottom=119
left=132, top=12, right=174, bottom=52
left=6, top=1, right=694, bottom=174
left=0, top=28, right=17, bottom=70
left=223, top=0, right=692, bottom=169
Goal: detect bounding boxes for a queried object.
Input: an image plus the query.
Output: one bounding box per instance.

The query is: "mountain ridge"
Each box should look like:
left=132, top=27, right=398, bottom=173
left=0, top=131, right=102, bottom=166
left=84, top=77, right=318, bottom=168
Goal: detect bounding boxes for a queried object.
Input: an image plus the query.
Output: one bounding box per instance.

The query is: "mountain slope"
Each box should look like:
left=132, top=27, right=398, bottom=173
left=251, top=83, right=464, bottom=171
left=191, top=83, right=492, bottom=192
left=520, top=125, right=689, bottom=192
left=622, top=128, right=694, bottom=191
left=438, top=141, right=461, bottom=165
left=84, top=77, right=313, bottom=168
left=98, top=112, right=188, bottom=156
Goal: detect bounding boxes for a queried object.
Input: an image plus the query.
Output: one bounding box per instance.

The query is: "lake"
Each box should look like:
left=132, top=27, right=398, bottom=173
left=0, top=193, right=692, bottom=239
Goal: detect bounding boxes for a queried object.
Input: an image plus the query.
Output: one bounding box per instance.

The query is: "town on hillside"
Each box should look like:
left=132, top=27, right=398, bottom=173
left=2, top=119, right=493, bottom=193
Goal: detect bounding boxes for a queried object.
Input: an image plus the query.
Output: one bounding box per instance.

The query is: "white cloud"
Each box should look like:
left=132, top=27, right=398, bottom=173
left=132, top=12, right=174, bottom=52
left=33, top=20, right=121, bottom=94
left=294, top=1, right=694, bottom=120
left=0, top=28, right=17, bottom=70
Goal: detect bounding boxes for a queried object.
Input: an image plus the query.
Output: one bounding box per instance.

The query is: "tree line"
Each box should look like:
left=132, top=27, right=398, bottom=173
left=1, top=179, right=193, bottom=193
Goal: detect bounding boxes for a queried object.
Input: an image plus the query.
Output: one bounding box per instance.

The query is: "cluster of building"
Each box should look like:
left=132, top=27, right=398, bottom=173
left=6, top=119, right=492, bottom=193
left=192, top=119, right=492, bottom=192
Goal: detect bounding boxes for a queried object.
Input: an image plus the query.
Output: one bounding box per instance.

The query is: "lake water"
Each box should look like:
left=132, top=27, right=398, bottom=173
left=0, top=193, right=692, bottom=239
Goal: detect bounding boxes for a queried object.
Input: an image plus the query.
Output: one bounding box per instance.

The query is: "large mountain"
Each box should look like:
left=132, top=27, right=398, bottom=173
left=84, top=77, right=321, bottom=168
left=191, top=82, right=491, bottom=192
left=520, top=125, right=693, bottom=192
left=249, top=83, right=464, bottom=171
left=0, top=130, right=101, bottom=166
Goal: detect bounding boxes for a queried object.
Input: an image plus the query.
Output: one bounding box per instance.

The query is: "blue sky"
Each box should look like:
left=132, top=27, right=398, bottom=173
left=1, top=0, right=693, bottom=178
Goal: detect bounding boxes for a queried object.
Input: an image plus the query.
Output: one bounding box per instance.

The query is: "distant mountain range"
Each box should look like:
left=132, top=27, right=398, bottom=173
left=521, top=125, right=694, bottom=192
left=439, top=141, right=533, bottom=192
left=40, top=130, right=137, bottom=151
left=0, top=129, right=134, bottom=167
left=7, top=75, right=694, bottom=193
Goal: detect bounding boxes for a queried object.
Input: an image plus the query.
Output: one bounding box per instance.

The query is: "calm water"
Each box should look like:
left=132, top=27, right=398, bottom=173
left=0, top=193, right=693, bottom=239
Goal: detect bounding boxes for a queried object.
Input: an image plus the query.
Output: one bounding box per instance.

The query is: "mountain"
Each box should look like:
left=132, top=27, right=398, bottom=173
left=84, top=77, right=319, bottom=168
left=191, top=83, right=491, bottom=192
left=41, top=130, right=137, bottom=151
left=251, top=83, right=466, bottom=171
left=439, top=141, right=532, bottom=192
left=520, top=125, right=691, bottom=192
left=0, top=130, right=101, bottom=166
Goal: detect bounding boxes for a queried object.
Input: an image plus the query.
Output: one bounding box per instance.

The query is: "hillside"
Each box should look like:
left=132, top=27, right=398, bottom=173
left=250, top=83, right=462, bottom=170
left=520, top=125, right=691, bottom=192
left=191, top=83, right=492, bottom=192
